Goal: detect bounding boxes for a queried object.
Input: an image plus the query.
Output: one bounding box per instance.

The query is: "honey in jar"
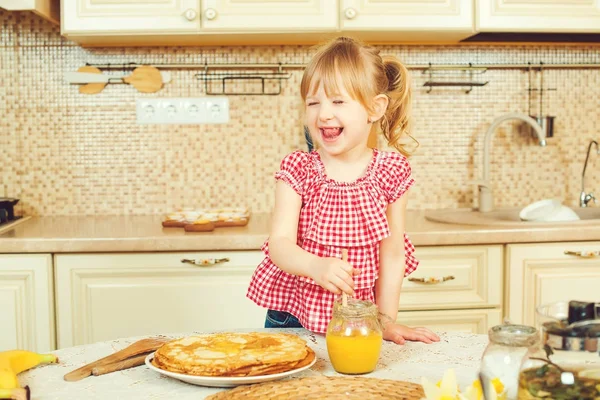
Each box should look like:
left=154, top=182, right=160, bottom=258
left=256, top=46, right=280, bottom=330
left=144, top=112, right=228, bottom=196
left=326, top=297, right=383, bottom=374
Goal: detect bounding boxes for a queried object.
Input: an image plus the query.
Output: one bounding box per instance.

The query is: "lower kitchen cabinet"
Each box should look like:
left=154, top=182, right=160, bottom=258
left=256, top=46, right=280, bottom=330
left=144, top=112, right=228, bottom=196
left=0, top=254, right=55, bottom=352
left=505, top=242, right=600, bottom=326
left=54, top=251, right=267, bottom=349
left=395, top=244, right=503, bottom=334
left=401, top=245, right=503, bottom=311
left=397, top=308, right=502, bottom=335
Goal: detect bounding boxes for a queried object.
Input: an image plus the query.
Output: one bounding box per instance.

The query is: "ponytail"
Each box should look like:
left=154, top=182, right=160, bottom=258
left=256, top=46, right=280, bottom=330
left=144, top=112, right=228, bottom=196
left=380, top=56, right=418, bottom=157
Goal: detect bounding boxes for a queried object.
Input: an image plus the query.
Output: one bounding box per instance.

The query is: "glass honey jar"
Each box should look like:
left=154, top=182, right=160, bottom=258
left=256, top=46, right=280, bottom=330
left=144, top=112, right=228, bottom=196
left=326, top=297, right=383, bottom=375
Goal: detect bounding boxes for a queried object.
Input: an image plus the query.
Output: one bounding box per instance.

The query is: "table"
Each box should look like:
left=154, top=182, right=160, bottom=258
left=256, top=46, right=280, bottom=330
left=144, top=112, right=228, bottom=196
left=20, top=329, right=489, bottom=399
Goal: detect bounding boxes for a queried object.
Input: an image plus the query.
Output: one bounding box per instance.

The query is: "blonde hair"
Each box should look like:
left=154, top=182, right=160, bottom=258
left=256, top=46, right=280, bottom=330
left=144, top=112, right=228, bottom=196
left=300, top=36, right=417, bottom=157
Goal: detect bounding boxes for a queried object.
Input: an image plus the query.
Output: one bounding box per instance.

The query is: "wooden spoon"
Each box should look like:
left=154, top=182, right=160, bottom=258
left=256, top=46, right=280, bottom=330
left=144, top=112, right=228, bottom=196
left=64, top=337, right=170, bottom=382
left=122, top=65, right=164, bottom=93
left=77, top=66, right=106, bottom=95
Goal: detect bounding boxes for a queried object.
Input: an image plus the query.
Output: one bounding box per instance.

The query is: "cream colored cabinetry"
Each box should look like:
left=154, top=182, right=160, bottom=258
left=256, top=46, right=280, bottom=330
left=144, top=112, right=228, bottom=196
left=61, top=0, right=475, bottom=45
left=341, top=0, right=474, bottom=42
left=397, top=245, right=503, bottom=334
left=62, top=0, right=337, bottom=36
left=0, top=254, right=55, bottom=352
left=54, top=251, right=266, bottom=349
left=397, top=309, right=503, bottom=334
left=61, top=0, right=201, bottom=34
left=0, top=0, right=59, bottom=24
left=505, top=242, right=600, bottom=326
left=477, top=0, right=600, bottom=33
left=201, top=0, right=337, bottom=31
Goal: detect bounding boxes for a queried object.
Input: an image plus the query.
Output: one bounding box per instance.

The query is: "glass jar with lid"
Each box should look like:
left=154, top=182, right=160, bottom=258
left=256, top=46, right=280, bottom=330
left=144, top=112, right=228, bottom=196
left=326, top=297, right=383, bottom=375
left=480, top=324, right=540, bottom=400
left=517, top=300, right=600, bottom=399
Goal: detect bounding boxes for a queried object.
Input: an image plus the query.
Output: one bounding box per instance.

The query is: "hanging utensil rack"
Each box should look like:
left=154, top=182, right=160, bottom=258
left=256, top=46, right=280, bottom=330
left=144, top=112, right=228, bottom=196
left=195, top=64, right=291, bottom=95
left=422, top=63, right=489, bottom=94
left=81, top=61, right=600, bottom=96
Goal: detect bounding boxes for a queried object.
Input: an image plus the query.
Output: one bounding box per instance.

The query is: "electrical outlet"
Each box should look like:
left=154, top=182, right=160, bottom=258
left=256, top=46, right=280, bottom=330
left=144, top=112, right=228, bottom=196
left=136, top=97, right=229, bottom=125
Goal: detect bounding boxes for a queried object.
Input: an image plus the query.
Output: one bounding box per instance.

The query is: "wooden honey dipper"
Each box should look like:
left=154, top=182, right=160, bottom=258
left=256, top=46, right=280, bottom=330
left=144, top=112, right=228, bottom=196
left=341, top=249, right=350, bottom=307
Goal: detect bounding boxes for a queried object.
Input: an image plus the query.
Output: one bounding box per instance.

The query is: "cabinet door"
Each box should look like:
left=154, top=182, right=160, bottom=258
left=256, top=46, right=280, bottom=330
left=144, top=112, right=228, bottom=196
left=506, top=242, right=600, bottom=326
left=62, top=0, right=201, bottom=34
left=0, top=254, right=55, bottom=352
left=397, top=308, right=502, bottom=335
left=400, top=245, right=503, bottom=311
left=55, top=251, right=266, bottom=348
left=477, top=0, right=600, bottom=33
left=340, top=0, right=473, bottom=31
left=200, top=0, right=337, bottom=31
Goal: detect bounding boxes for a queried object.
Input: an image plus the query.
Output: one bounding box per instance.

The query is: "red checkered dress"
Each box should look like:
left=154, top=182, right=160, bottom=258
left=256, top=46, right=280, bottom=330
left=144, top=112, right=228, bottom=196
left=246, top=149, right=418, bottom=333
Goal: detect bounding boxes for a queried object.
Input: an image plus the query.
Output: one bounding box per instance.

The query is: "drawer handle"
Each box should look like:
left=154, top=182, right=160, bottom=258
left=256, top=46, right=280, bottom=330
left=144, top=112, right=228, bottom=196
left=408, top=275, right=455, bottom=284
left=181, top=258, right=230, bottom=266
left=564, top=250, right=600, bottom=258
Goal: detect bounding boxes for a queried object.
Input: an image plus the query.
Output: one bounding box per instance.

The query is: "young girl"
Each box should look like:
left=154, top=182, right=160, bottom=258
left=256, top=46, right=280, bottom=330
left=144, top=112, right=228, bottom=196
left=247, top=37, right=440, bottom=345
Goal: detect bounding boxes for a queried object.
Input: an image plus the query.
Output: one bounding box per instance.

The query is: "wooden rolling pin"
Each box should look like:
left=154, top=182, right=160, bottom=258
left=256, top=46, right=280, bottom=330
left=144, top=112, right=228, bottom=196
left=64, top=337, right=170, bottom=382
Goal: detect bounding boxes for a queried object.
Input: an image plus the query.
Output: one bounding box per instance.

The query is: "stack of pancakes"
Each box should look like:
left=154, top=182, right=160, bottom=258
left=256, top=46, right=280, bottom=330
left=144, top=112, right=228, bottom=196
left=152, top=332, right=315, bottom=377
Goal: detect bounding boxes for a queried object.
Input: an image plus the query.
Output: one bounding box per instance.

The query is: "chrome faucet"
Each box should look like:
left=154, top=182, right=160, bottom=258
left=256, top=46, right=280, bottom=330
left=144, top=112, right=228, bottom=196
left=580, top=140, right=599, bottom=207
left=476, top=113, right=547, bottom=212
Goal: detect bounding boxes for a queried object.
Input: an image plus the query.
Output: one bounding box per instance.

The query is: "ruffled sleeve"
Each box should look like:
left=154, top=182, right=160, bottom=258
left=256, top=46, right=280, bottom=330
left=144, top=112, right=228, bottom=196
left=377, top=152, right=415, bottom=203
left=274, top=151, right=310, bottom=196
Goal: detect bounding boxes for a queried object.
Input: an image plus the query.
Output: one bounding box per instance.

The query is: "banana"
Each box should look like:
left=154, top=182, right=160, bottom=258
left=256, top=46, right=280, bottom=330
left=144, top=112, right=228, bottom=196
left=0, top=350, right=58, bottom=400
left=0, top=351, right=58, bottom=375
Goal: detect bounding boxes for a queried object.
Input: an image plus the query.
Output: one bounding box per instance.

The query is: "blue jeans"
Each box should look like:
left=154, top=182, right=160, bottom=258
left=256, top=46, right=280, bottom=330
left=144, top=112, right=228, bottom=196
left=264, top=310, right=304, bottom=329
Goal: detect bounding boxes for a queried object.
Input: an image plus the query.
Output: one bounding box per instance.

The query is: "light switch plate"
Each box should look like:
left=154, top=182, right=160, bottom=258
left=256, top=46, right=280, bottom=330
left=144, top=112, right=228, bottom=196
left=136, top=97, right=229, bottom=125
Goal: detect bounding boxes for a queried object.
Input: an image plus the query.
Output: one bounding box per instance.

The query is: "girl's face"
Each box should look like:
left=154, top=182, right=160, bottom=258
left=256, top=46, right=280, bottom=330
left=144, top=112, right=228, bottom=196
left=304, top=80, right=372, bottom=156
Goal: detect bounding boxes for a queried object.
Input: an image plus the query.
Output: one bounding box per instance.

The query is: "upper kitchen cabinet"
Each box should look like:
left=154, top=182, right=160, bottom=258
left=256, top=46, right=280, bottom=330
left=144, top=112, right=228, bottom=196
left=61, top=0, right=201, bottom=35
left=200, top=0, right=337, bottom=32
left=477, top=0, right=600, bottom=33
left=340, top=0, right=475, bottom=43
left=0, top=0, right=60, bottom=24
left=61, top=0, right=338, bottom=46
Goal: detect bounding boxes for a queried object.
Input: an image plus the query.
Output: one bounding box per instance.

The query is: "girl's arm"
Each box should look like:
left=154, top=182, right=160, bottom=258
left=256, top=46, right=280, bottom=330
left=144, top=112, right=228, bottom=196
left=268, top=181, right=356, bottom=295
left=375, top=191, right=440, bottom=345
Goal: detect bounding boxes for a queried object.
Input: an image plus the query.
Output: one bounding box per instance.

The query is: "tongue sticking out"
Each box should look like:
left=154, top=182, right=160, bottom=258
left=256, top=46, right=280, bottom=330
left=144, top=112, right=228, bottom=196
left=321, top=127, right=343, bottom=141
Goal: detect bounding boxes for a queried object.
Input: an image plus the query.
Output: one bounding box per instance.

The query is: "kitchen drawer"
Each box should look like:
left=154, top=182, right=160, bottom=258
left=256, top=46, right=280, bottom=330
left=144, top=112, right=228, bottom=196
left=400, top=245, right=503, bottom=311
left=397, top=308, right=502, bottom=335
left=55, top=251, right=266, bottom=348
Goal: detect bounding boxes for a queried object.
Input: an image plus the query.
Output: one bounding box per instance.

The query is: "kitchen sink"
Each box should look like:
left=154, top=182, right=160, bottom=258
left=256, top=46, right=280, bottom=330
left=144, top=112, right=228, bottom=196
left=425, top=207, right=600, bottom=227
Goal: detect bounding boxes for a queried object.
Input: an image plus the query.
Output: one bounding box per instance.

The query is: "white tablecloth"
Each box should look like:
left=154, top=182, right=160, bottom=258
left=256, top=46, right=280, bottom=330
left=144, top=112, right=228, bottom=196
left=20, top=329, right=489, bottom=399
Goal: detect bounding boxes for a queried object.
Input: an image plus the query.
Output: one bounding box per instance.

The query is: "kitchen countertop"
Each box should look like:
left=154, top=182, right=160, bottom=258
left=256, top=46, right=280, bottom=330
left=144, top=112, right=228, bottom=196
left=1, top=209, right=600, bottom=253
left=20, top=329, right=488, bottom=400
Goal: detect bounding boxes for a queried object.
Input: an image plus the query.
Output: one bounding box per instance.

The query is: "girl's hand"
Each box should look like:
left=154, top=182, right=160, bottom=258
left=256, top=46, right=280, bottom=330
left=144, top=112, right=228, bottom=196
left=382, top=322, right=440, bottom=345
left=310, top=257, right=360, bottom=295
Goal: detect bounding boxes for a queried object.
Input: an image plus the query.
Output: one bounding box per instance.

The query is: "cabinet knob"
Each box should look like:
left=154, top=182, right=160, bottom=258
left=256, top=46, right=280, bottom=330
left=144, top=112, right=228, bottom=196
left=183, top=8, right=198, bottom=21
left=205, top=8, right=218, bottom=21
left=344, top=7, right=357, bottom=20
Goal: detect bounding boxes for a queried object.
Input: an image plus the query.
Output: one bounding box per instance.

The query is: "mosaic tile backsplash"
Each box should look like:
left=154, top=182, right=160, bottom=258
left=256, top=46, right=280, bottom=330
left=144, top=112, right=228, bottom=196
left=1, top=11, right=600, bottom=217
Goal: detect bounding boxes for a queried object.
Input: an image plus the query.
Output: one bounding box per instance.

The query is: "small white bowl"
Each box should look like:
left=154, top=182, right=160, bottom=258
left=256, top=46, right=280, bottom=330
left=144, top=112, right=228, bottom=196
left=519, top=200, right=580, bottom=222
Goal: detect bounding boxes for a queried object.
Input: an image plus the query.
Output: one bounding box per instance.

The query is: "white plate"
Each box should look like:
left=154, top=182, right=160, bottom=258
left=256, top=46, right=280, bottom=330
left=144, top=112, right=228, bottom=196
left=144, top=351, right=317, bottom=388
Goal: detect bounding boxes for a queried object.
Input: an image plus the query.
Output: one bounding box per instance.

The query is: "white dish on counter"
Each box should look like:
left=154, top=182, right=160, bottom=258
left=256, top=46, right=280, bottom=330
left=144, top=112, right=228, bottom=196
left=144, top=351, right=317, bottom=388
left=519, top=199, right=580, bottom=222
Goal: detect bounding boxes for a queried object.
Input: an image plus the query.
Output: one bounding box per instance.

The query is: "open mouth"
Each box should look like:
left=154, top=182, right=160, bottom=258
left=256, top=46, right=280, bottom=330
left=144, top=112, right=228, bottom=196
left=320, top=127, right=343, bottom=142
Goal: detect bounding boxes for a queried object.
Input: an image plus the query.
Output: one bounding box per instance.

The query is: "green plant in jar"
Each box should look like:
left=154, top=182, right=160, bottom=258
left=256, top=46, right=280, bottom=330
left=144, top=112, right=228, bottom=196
left=518, top=345, right=600, bottom=399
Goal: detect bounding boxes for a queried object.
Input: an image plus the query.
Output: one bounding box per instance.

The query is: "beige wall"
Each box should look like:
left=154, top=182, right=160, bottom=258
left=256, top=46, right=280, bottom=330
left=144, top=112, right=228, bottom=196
left=1, top=10, right=599, bottom=216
